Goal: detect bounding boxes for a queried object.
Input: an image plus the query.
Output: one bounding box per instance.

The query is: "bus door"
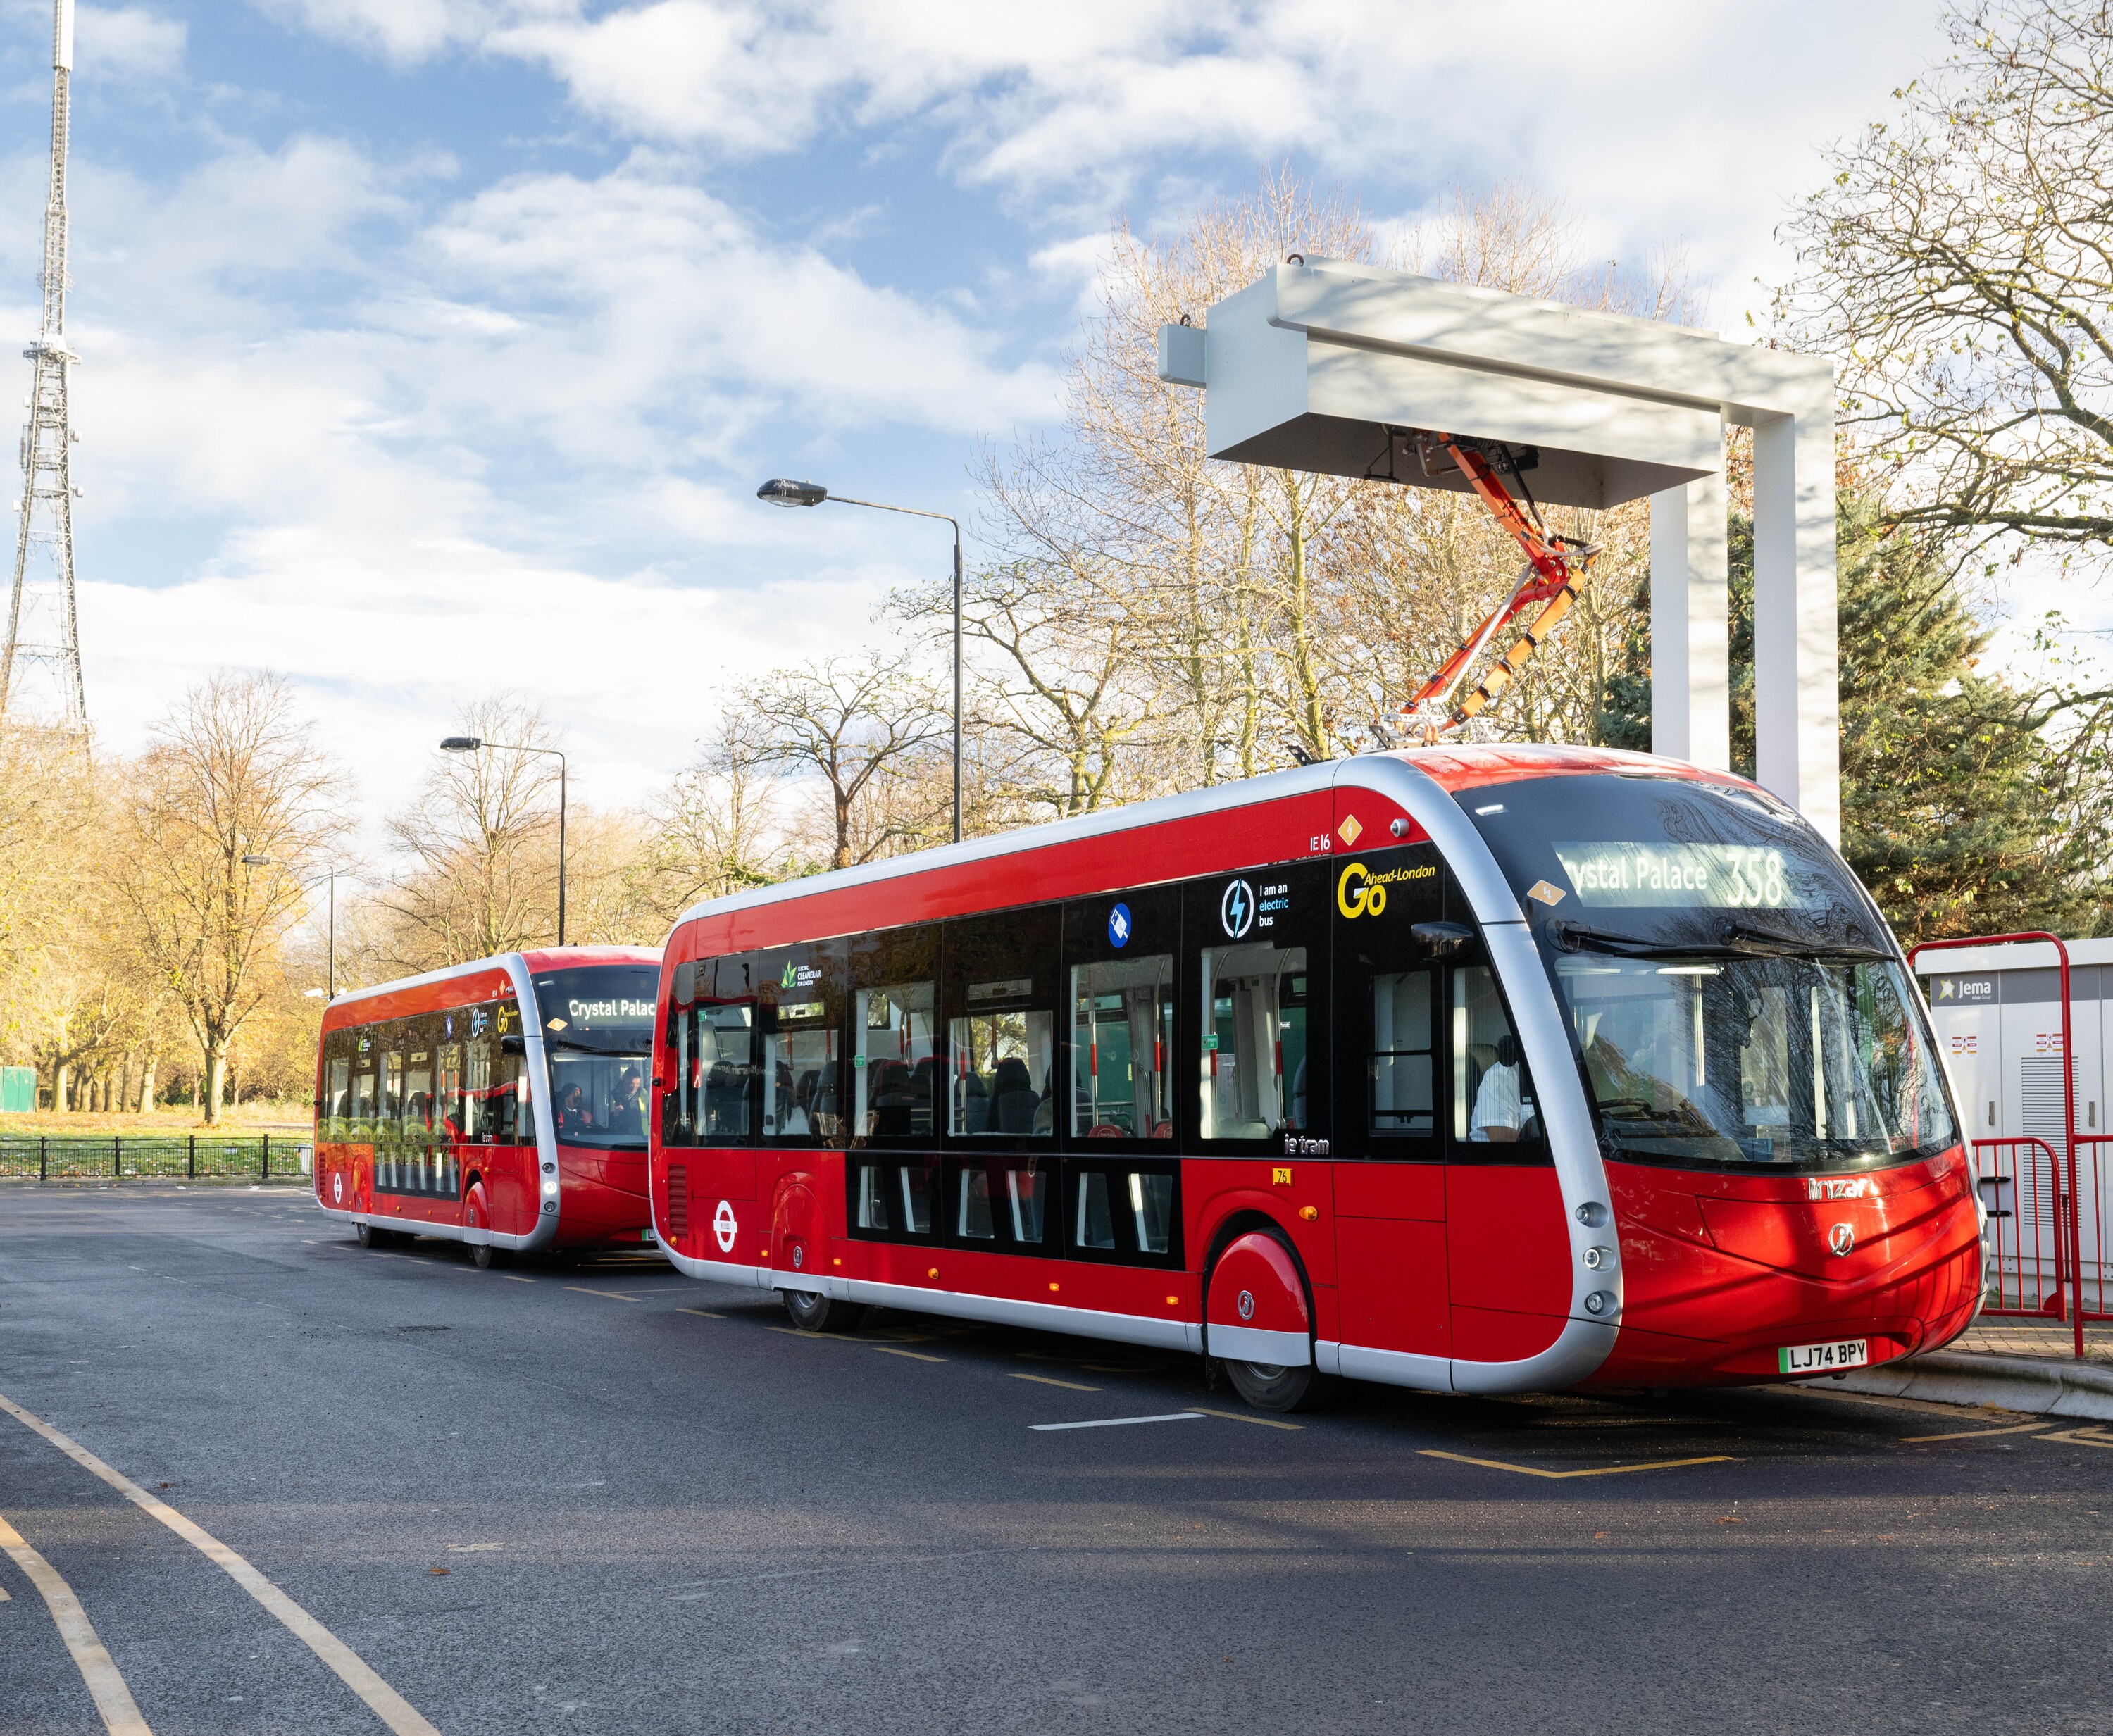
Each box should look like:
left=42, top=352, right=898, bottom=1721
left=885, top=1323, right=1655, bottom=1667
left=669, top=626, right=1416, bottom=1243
left=1331, top=843, right=1451, bottom=1359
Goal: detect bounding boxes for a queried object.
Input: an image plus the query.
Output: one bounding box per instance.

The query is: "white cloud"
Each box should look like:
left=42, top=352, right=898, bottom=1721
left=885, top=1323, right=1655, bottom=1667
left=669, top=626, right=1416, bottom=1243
left=78, top=5, right=186, bottom=80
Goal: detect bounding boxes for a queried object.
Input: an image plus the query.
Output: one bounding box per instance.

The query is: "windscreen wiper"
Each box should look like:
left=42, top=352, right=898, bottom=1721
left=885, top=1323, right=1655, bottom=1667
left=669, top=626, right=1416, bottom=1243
left=1547, top=922, right=1717, bottom=958
left=1721, top=921, right=1890, bottom=961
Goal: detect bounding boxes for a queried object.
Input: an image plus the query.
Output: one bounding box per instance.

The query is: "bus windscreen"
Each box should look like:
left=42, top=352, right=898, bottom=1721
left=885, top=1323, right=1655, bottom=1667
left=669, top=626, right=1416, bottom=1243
left=1461, top=773, right=1957, bottom=1173
left=533, top=964, right=658, bottom=1149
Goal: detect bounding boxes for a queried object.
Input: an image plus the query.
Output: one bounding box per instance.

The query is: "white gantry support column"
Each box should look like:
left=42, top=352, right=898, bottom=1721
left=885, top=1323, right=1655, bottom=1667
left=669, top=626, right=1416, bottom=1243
left=1155, top=259, right=1840, bottom=842
left=1648, top=468, right=1731, bottom=772
left=1752, top=401, right=1840, bottom=844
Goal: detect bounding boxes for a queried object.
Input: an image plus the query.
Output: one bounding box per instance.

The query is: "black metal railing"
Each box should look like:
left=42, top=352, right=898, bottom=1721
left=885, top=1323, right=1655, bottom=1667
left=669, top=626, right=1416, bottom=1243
left=0, top=1132, right=312, bottom=1182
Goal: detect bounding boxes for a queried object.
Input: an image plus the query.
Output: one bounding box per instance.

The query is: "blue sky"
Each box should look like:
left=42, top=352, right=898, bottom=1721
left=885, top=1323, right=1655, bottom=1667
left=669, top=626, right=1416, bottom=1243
left=0, top=0, right=2002, bottom=820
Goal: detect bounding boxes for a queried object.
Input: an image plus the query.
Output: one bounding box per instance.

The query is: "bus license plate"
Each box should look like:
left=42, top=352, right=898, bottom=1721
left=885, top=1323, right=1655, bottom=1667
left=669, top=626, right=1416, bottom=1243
left=1778, top=1337, right=1868, bottom=1374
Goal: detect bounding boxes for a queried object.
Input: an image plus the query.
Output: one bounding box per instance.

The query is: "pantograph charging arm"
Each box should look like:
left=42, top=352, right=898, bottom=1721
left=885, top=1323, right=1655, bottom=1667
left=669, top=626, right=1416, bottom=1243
left=1398, top=435, right=1600, bottom=743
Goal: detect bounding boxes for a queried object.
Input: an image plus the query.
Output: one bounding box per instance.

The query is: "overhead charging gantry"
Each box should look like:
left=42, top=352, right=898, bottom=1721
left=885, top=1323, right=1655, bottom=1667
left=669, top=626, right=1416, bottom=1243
left=1392, top=432, right=1600, bottom=745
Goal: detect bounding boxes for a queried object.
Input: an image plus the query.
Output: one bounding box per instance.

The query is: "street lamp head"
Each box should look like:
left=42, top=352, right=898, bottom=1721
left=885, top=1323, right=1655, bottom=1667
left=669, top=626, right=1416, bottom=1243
left=241, top=854, right=269, bottom=866
left=440, top=736, right=481, bottom=751
left=757, top=477, right=828, bottom=508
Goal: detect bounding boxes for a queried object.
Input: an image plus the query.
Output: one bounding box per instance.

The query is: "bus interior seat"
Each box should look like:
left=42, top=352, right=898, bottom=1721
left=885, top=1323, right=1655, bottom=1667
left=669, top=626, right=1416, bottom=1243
left=991, top=1058, right=1037, bottom=1133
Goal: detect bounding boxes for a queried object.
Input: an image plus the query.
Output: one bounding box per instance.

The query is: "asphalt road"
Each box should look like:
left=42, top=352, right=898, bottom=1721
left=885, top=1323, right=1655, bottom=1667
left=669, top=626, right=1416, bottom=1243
left=0, top=1185, right=2106, bottom=1736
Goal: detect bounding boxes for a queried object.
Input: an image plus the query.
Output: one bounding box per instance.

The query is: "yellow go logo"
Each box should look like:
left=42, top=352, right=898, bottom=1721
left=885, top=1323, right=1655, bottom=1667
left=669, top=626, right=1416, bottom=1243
left=1338, top=861, right=1386, bottom=919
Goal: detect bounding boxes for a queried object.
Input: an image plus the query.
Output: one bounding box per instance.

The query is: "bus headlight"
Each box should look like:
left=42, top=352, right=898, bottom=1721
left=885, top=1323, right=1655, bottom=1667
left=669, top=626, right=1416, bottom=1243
left=542, top=1199, right=558, bottom=1215
left=1583, top=1246, right=1614, bottom=1270
left=1584, top=1290, right=1616, bottom=1316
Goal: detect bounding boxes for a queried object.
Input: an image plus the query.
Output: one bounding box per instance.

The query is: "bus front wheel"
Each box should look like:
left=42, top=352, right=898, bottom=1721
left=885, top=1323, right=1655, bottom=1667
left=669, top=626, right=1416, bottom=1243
left=355, top=1223, right=394, bottom=1251
left=782, top=1289, right=867, bottom=1334
left=1223, top=1359, right=1336, bottom=1413
left=470, top=1242, right=511, bottom=1270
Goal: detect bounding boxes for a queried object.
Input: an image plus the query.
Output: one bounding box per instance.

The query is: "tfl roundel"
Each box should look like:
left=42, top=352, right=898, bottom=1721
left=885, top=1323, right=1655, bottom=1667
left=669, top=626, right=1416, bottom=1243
left=1108, top=903, right=1132, bottom=948
left=1220, top=880, right=1256, bottom=939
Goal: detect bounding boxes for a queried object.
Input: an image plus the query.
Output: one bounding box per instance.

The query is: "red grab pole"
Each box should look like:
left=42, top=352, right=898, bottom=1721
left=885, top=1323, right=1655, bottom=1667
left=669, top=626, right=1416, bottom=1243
left=1910, top=932, right=2080, bottom=1358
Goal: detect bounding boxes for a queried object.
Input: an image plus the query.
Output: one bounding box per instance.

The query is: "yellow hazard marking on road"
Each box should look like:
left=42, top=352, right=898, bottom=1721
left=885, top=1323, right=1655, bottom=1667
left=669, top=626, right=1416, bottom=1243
left=1902, top=1420, right=2057, bottom=1442
left=1786, top=1387, right=2031, bottom=1423
left=675, top=1307, right=724, bottom=1318
left=0, top=1390, right=441, bottom=1736
left=0, top=1509, right=151, bottom=1734
left=2034, top=1425, right=2113, bottom=1449
left=1187, top=1406, right=1304, bottom=1431
left=1419, top=1449, right=1734, bottom=1480
left=1011, top=1373, right=1099, bottom=1392
left=563, top=1286, right=644, bottom=1301
left=873, top=1346, right=945, bottom=1363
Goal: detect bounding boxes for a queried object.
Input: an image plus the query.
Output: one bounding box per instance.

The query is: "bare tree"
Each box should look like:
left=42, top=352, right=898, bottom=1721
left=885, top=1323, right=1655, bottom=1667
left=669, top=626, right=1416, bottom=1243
left=742, top=655, right=949, bottom=871
left=112, top=674, right=349, bottom=1123
left=1776, top=0, right=2113, bottom=568
left=378, top=696, right=563, bottom=972
left=632, top=716, right=790, bottom=922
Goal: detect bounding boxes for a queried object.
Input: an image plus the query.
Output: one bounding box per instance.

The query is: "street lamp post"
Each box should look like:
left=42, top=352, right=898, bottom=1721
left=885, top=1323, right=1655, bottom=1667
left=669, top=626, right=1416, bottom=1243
left=756, top=477, right=964, bottom=846
left=242, top=858, right=349, bottom=999
left=440, top=736, right=568, bottom=944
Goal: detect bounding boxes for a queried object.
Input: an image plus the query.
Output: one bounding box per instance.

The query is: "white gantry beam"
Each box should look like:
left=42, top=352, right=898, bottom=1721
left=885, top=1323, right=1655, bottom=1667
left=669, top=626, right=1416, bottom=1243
left=1158, top=259, right=1838, bottom=842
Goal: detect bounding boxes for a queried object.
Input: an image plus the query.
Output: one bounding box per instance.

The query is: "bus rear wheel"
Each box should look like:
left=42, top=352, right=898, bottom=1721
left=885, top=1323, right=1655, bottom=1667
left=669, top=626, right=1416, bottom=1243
left=782, top=1289, right=867, bottom=1334
left=1223, top=1359, right=1338, bottom=1413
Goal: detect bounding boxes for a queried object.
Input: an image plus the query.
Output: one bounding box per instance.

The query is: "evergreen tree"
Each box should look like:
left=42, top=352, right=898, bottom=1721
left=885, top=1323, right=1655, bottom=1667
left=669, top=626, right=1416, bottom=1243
left=1599, top=488, right=2113, bottom=943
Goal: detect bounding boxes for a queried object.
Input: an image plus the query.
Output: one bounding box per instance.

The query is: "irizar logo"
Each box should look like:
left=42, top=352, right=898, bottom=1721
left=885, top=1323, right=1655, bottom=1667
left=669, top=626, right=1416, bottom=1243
left=1220, top=880, right=1256, bottom=939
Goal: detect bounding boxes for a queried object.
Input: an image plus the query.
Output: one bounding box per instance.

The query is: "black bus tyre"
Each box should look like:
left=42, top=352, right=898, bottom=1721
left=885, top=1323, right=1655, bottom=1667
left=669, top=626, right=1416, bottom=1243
left=355, top=1223, right=394, bottom=1250
left=1223, top=1358, right=1339, bottom=1413
left=470, top=1242, right=510, bottom=1270
left=782, top=1289, right=868, bottom=1334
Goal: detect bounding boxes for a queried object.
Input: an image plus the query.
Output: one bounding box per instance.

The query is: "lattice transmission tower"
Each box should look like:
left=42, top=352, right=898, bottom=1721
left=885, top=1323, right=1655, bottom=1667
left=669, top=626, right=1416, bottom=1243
left=0, top=0, right=85, bottom=729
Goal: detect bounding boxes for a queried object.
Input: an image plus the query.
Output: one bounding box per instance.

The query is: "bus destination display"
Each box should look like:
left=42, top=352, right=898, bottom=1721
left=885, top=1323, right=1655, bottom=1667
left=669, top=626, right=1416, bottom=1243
left=1551, top=842, right=1814, bottom=909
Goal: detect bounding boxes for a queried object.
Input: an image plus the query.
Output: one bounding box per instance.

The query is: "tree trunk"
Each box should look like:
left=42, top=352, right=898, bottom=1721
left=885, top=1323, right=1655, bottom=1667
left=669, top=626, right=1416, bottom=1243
left=204, top=1049, right=228, bottom=1125
left=139, top=1055, right=158, bottom=1114
left=54, top=1061, right=70, bottom=1113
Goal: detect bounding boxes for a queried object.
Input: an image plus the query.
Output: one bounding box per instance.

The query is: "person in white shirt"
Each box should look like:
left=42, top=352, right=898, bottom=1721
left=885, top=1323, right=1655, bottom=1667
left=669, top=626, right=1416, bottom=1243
left=1471, top=1035, right=1526, bottom=1143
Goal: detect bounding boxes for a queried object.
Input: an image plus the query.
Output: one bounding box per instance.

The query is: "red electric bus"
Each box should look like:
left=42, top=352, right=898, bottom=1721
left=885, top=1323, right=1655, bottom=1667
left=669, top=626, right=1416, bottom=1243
left=315, top=947, right=663, bottom=1266
left=645, top=747, right=1983, bottom=1410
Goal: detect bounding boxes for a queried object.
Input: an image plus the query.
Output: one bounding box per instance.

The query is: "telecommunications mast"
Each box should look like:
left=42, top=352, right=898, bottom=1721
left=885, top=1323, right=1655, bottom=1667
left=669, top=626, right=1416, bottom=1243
left=0, top=0, right=85, bottom=729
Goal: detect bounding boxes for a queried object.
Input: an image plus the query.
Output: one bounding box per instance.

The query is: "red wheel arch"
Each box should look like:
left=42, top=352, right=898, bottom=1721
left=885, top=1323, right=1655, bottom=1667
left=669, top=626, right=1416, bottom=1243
left=1207, top=1228, right=1312, bottom=1368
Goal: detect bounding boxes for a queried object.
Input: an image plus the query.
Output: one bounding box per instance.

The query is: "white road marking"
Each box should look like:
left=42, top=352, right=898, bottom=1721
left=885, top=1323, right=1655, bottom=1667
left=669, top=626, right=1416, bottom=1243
left=0, top=1509, right=152, bottom=1734
left=0, top=1390, right=441, bottom=1736
left=1031, top=1412, right=1206, bottom=1432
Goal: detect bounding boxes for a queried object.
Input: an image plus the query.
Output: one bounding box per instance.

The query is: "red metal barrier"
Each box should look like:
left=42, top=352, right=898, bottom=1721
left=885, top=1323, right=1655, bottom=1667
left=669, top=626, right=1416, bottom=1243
left=1913, top=932, right=2084, bottom=1359
left=2075, top=1134, right=2109, bottom=1324
left=1971, top=1137, right=2070, bottom=1318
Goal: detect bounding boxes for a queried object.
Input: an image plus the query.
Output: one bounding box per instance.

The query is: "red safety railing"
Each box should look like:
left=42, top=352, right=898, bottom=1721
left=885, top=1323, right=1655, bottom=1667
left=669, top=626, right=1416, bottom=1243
left=1911, top=932, right=2086, bottom=1359
left=2076, top=1135, right=2109, bottom=1324
left=1971, top=1137, right=2070, bottom=1318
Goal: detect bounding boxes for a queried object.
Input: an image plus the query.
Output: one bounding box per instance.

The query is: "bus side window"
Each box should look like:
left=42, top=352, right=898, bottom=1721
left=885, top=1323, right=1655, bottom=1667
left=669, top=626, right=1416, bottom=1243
left=945, top=906, right=1059, bottom=1142
left=847, top=925, right=939, bottom=1147
left=1332, top=842, right=1443, bottom=1154
left=1188, top=863, right=1329, bottom=1147
left=323, top=1042, right=350, bottom=1143
left=1451, top=963, right=1545, bottom=1156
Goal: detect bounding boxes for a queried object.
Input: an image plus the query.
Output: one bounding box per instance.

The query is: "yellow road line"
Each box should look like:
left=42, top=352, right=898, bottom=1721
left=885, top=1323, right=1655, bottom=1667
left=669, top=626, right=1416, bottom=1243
left=501, top=1274, right=534, bottom=1284
left=873, top=1346, right=945, bottom=1363
left=1011, top=1372, right=1099, bottom=1392
left=0, top=1390, right=440, bottom=1736
left=1903, top=1420, right=2056, bottom=1442
left=2034, top=1425, right=2113, bottom=1449
left=563, top=1287, right=643, bottom=1302
left=0, top=1509, right=151, bottom=1735
left=675, top=1308, right=724, bottom=1319
left=1188, top=1406, right=1303, bottom=1432
left=1419, top=1449, right=1735, bottom=1480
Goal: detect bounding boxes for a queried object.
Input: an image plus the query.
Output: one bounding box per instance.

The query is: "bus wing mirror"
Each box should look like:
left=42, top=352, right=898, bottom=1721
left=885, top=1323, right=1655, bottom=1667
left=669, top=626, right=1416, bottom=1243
left=499, top=1033, right=527, bottom=1056
left=1411, top=921, right=1476, bottom=961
